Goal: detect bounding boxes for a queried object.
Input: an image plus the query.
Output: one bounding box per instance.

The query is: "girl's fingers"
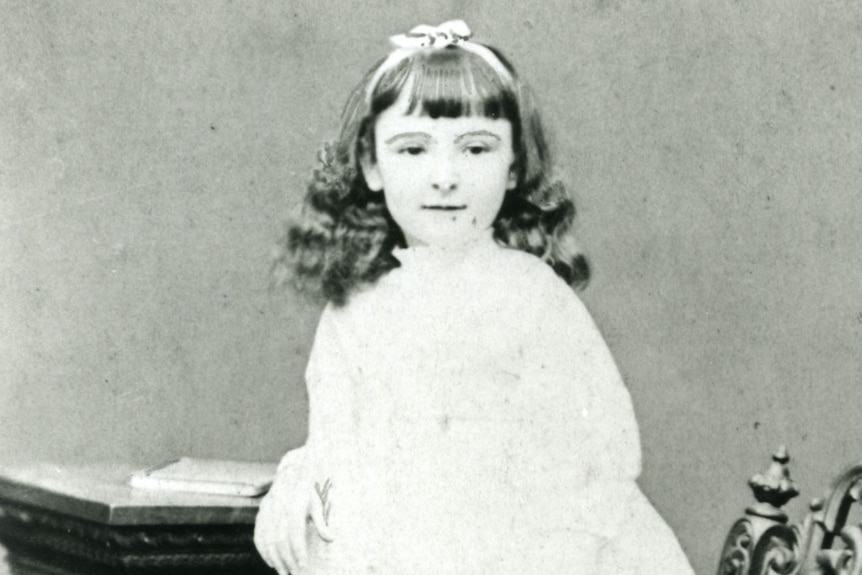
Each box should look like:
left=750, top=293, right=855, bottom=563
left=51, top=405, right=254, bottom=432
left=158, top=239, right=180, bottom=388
left=254, top=484, right=323, bottom=574
left=288, top=511, right=309, bottom=571
left=274, top=541, right=298, bottom=575
left=309, top=494, right=335, bottom=542
left=253, top=529, right=272, bottom=567
left=256, top=545, right=275, bottom=570
left=256, top=529, right=295, bottom=575
left=253, top=508, right=299, bottom=574
left=254, top=506, right=282, bottom=570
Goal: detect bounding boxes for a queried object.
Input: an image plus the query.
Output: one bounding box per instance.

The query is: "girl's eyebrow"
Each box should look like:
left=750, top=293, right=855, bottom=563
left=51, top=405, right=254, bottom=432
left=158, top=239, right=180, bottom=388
left=384, top=132, right=431, bottom=145
left=454, top=130, right=501, bottom=143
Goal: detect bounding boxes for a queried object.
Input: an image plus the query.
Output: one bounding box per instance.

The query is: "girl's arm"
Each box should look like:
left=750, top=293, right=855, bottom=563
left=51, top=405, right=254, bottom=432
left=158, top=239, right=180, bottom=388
left=304, top=305, right=356, bottom=462
left=255, top=305, right=349, bottom=574
left=521, top=267, right=642, bottom=539
left=255, top=447, right=332, bottom=575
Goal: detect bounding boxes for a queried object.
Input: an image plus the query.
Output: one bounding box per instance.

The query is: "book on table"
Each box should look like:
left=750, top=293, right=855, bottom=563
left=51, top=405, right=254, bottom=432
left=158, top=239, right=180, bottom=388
left=129, top=458, right=278, bottom=497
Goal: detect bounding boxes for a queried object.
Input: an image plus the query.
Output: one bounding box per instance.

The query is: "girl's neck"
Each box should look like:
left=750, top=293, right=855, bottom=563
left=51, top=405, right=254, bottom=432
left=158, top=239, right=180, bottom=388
left=393, top=230, right=497, bottom=266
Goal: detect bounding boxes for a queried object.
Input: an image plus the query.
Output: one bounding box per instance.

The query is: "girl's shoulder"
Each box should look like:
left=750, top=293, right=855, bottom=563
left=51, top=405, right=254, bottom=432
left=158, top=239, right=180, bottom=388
left=491, top=244, right=574, bottom=293
left=493, top=243, right=552, bottom=272
left=493, top=244, right=598, bottom=323
left=320, top=241, right=580, bottom=321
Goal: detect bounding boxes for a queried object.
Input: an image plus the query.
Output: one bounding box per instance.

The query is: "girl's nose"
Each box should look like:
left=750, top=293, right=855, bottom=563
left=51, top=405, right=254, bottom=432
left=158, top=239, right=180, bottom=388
left=431, top=156, right=459, bottom=193
left=432, top=181, right=457, bottom=192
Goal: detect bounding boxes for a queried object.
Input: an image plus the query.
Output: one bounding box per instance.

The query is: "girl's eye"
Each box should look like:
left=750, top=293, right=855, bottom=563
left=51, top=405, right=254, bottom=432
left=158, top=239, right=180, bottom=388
left=399, top=145, right=426, bottom=156
left=464, top=145, right=489, bottom=155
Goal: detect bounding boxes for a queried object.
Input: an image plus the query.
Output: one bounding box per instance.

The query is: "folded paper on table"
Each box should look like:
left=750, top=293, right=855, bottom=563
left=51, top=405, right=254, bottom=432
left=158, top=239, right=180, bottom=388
left=130, top=458, right=278, bottom=497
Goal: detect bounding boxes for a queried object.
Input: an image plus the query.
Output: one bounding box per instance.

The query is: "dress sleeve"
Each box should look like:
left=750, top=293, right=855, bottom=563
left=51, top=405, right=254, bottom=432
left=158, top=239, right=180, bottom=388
left=519, top=266, right=642, bottom=539
left=277, top=304, right=355, bottom=476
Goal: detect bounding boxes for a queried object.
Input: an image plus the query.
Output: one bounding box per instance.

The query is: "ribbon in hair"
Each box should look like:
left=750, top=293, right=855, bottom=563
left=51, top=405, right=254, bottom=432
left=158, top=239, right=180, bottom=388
left=389, top=20, right=472, bottom=49
left=367, top=20, right=512, bottom=98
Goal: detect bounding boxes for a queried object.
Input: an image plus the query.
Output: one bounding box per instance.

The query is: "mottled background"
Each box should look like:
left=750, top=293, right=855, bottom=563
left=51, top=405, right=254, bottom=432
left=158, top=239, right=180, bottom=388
left=2, top=1, right=861, bottom=573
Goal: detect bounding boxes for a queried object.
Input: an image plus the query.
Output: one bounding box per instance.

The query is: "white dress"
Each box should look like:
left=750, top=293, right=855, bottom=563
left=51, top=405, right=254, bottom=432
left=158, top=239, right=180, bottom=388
left=271, top=234, right=694, bottom=574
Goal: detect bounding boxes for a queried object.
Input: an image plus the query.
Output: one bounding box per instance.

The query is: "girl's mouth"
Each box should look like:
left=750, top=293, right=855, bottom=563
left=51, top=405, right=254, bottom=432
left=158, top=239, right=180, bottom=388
left=423, top=205, right=467, bottom=211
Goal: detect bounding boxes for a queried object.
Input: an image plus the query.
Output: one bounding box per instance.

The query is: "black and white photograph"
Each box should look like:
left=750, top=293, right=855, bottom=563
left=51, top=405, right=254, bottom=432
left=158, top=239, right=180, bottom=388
left=1, top=2, right=861, bottom=574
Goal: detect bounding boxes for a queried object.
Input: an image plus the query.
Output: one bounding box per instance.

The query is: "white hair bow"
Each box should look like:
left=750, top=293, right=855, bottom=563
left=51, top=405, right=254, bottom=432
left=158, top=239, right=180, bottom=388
left=366, top=20, right=512, bottom=99
left=389, top=20, right=472, bottom=49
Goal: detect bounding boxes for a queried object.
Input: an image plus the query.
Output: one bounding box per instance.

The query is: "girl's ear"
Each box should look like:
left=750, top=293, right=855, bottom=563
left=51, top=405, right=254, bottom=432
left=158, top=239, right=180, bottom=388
left=506, top=167, right=517, bottom=190
left=360, top=154, right=384, bottom=192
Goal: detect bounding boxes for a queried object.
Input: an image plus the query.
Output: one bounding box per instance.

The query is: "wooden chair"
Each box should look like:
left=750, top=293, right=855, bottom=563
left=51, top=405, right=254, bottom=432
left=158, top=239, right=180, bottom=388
left=717, top=447, right=862, bottom=575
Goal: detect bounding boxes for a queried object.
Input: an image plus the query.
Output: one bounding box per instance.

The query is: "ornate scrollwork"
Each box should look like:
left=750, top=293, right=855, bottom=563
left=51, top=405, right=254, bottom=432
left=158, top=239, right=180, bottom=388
left=717, top=519, right=755, bottom=575
left=717, top=449, right=862, bottom=575
left=816, top=512, right=862, bottom=575
left=750, top=524, right=800, bottom=575
left=747, top=446, right=800, bottom=523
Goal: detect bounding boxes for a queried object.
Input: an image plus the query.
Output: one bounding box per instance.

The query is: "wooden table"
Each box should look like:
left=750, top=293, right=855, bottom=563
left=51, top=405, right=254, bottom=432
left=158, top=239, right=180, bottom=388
left=0, top=463, right=274, bottom=575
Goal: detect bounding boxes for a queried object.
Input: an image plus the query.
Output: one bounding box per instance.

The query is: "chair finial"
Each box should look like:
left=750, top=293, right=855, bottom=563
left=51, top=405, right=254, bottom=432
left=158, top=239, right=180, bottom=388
left=747, top=446, right=800, bottom=521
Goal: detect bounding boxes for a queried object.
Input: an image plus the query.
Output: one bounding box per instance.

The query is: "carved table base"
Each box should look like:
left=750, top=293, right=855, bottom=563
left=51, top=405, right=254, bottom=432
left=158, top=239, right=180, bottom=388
left=0, top=464, right=273, bottom=575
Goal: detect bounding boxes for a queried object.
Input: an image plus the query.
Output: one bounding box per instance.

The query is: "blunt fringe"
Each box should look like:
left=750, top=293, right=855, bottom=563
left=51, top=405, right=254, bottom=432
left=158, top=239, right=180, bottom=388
left=273, top=44, right=590, bottom=306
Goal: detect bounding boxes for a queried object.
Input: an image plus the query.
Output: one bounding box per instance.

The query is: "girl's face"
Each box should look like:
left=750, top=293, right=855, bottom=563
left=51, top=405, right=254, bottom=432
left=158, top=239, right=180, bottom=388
left=362, top=91, right=517, bottom=249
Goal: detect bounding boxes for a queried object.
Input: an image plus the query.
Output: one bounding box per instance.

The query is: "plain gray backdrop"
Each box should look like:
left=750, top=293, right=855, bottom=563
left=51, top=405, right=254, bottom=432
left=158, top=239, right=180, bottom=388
left=2, top=2, right=862, bottom=573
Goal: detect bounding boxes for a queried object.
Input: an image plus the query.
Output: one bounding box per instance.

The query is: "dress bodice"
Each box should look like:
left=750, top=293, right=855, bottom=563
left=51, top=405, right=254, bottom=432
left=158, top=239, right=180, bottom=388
left=273, top=235, right=694, bottom=574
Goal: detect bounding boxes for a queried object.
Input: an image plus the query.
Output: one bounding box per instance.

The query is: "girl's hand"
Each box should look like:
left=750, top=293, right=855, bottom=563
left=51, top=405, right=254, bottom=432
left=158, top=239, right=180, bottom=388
left=254, top=471, right=334, bottom=575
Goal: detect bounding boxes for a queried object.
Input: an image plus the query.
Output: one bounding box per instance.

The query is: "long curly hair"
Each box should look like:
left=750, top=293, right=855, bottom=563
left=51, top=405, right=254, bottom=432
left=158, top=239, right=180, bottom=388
left=273, top=42, right=590, bottom=306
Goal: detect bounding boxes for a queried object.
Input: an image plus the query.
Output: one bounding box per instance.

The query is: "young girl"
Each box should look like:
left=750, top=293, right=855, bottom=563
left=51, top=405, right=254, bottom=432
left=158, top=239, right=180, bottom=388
left=255, top=21, right=694, bottom=575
